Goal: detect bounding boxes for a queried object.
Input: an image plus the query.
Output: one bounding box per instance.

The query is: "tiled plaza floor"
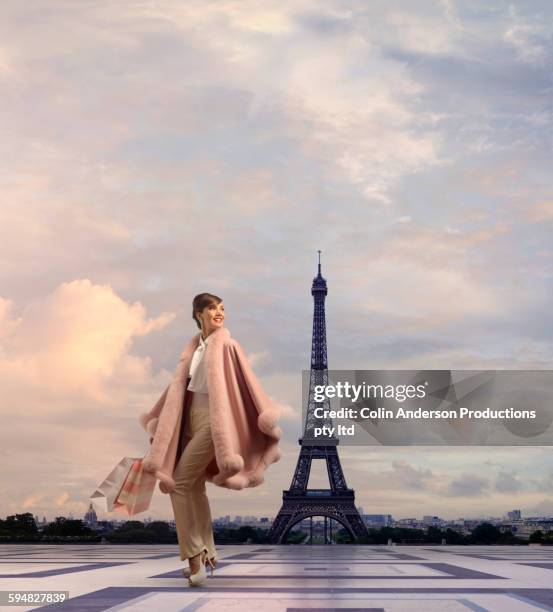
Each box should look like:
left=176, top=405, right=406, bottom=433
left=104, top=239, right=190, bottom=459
left=2, top=544, right=553, bottom=611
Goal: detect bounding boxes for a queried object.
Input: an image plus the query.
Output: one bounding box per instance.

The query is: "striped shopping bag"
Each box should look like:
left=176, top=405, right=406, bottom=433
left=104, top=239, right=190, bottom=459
left=113, top=457, right=156, bottom=516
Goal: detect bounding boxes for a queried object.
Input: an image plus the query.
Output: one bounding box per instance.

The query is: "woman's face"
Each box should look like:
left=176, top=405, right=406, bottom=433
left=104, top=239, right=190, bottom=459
left=197, top=301, right=225, bottom=335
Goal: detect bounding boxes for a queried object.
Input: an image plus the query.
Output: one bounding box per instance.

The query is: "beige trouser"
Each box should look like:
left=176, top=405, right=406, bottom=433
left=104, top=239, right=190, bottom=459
left=169, top=389, right=217, bottom=561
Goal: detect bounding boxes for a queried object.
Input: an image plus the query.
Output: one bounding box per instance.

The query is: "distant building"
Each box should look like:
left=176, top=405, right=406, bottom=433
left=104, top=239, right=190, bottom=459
left=507, top=517, right=553, bottom=539
left=33, top=515, right=48, bottom=527
left=84, top=502, right=98, bottom=527
left=397, top=518, right=418, bottom=526
left=422, top=515, right=444, bottom=527
left=507, top=509, right=521, bottom=521
left=363, top=514, right=393, bottom=527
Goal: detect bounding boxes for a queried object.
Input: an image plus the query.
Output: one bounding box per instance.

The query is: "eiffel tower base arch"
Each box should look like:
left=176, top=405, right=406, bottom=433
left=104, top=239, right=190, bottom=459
left=268, top=490, right=369, bottom=544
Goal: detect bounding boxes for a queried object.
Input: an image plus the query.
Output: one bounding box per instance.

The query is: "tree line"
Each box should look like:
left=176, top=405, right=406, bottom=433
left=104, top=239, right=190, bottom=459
left=1, top=513, right=552, bottom=545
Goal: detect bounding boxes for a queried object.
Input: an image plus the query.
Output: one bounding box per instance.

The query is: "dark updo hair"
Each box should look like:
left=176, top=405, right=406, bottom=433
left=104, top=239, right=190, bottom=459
left=192, top=293, right=223, bottom=329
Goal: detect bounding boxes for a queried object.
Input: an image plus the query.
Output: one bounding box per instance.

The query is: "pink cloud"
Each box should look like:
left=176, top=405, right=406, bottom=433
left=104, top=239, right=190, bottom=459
left=0, top=279, right=175, bottom=401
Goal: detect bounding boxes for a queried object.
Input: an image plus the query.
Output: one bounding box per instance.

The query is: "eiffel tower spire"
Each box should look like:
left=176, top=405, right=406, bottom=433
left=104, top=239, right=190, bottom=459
left=267, top=253, right=369, bottom=544
left=303, top=250, right=336, bottom=443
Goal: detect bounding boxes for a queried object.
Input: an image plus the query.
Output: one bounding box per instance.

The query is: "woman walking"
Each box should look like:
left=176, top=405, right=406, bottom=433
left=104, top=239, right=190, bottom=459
left=138, top=293, right=283, bottom=586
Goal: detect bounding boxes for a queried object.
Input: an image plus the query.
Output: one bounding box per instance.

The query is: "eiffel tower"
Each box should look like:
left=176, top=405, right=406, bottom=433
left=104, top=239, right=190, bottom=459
left=267, top=252, right=369, bottom=544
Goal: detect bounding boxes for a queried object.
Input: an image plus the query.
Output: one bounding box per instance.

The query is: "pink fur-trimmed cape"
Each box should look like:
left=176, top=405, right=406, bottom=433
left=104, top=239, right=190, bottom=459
left=138, top=327, right=283, bottom=494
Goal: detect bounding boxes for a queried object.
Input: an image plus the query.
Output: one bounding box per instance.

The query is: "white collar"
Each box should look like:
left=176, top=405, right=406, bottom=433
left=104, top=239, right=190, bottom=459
left=199, top=333, right=211, bottom=348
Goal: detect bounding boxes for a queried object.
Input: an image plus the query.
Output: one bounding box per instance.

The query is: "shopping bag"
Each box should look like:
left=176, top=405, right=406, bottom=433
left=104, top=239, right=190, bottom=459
left=89, top=457, right=137, bottom=513
left=113, top=457, right=157, bottom=516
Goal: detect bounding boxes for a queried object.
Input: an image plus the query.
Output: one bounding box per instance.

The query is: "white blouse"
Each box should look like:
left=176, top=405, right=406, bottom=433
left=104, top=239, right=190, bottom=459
left=187, top=332, right=211, bottom=394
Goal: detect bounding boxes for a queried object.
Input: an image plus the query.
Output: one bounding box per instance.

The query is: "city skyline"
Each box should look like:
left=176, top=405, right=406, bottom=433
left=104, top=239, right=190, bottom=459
left=27, top=505, right=551, bottom=526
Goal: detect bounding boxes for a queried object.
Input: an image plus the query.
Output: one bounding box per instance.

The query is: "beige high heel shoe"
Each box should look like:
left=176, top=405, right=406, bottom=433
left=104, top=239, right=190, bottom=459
left=182, top=555, right=217, bottom=578
left=188, top=548, right=209, bottom=587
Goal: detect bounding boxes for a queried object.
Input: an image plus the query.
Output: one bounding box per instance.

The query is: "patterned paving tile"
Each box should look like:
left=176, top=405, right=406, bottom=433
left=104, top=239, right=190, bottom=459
left=27, top=589, right=553, bottom=612
left=1, top=544, right=552, bottom=611
left=0, top=561, right=130, bottom=578
left=518, top=563, right=553, bottom=571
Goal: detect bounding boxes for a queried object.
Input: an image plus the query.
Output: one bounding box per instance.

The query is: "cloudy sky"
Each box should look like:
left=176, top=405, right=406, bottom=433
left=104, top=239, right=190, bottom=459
left=1, top=0, right=552, bottom=524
